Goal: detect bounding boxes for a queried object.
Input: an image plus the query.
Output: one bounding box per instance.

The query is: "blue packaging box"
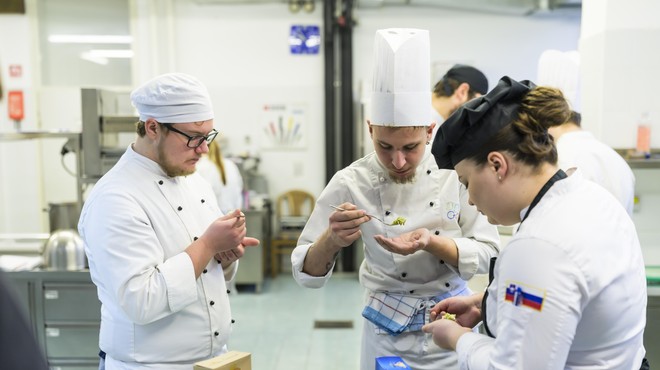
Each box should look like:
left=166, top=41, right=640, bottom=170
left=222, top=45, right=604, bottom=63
left=375, top=356, right=412, bottom=370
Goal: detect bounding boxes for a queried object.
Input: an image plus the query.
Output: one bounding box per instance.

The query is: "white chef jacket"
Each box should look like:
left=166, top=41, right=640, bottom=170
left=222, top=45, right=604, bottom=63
left=456, top=169, right=647, bottom=370
left=196, top=156, right=244, bottom=213
left=291, top=150, right=500, bottom=370
left=78, top=145, right=238, bottom=370
left=555, top=130, right=635, bottom=215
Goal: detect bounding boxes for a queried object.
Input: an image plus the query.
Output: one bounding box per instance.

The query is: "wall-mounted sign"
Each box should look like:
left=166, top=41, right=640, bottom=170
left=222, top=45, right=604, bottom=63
left=260, top=103, right=307, bottom=150
left=9, top=64, right=22, bottom=78
left=289, top=25, right=320, bottom=55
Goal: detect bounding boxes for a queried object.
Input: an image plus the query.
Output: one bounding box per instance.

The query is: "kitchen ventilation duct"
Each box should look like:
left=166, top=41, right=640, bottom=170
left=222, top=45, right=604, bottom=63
left=355, top=0, right=580, bottom=15
left=193, top=0, right=288, bottom=3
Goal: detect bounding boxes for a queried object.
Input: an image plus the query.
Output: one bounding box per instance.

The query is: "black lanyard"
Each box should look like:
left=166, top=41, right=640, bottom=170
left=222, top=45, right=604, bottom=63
left=481, top=169, right=567, bottom=338
left=520, top=169, right=567, bottom=225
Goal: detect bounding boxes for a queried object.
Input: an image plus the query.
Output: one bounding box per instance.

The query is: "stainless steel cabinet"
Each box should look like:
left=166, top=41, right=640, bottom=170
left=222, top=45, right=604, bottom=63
left=234, top=209, right=269, bottom=292
left=7, top=271, right=100, bottom=370
left=645, top=294, right=660, bottom=367
left=43, top=282, right=101, bottom=364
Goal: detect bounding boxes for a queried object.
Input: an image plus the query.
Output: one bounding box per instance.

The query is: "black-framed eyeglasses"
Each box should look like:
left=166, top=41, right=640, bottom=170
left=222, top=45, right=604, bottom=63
left=160, top=122, right=218, bottom=148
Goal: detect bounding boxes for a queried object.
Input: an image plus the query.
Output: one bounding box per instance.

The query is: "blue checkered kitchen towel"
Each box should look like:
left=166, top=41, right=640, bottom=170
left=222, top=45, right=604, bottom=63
left=362, top=286, right=470, bottom=336
left=362, top=293, right=428, bottom=336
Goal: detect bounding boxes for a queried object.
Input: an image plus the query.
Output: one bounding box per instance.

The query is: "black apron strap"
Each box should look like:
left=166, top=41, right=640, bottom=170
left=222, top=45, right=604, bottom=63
left=481, top=257, right=497, bottom=338
left=520, top=169, right=567, bottom=225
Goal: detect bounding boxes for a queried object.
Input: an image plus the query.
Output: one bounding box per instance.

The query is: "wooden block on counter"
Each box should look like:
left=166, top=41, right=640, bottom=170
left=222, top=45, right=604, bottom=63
left=194, top=351, right=251, bottom=370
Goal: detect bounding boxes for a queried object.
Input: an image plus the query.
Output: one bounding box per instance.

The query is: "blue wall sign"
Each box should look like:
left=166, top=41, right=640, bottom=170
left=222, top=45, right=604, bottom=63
left=289, top=25, right=320, bottom=55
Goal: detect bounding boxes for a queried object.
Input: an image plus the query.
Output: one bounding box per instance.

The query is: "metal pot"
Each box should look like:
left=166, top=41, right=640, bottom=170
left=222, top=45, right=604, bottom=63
left=43, top=229, right=87, bottom=271
left=46, top=202, right=81, bottom=233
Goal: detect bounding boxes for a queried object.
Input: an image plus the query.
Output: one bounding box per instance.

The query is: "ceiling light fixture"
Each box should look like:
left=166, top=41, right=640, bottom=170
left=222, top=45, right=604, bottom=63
left=303, top=0, right=315, bottom=13
left=87, top=49, right=134, bottom=58
left=80, top=52, right=109, bottom=65
left=288, top=0, right=301, bottom=13
left=49, top=34, right=133, bottom=44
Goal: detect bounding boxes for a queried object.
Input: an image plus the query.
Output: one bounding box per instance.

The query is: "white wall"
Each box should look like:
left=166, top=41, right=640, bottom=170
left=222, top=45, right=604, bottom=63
left=171, top=2, right=327, bottom=204
left=0, top=11, right=46, bottom=233
left=580, top=0, right=660, bottom=149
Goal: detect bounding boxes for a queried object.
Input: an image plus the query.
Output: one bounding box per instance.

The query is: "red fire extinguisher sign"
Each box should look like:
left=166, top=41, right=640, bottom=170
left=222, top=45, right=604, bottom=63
left=8, top=90, right=24, bottom=121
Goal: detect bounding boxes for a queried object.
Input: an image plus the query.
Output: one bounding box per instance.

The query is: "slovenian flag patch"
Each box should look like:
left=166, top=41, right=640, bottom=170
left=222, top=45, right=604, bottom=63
left=504, top=282, right=545, bottom=311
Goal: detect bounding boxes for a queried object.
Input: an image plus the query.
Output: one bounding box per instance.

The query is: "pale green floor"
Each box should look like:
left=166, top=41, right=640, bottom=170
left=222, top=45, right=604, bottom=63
left=229, top=272, right=364, bottom=370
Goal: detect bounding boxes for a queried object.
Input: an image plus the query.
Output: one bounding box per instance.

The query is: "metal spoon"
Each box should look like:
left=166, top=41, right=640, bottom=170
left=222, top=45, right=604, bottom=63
left=329, top=204, right=405, bottom=226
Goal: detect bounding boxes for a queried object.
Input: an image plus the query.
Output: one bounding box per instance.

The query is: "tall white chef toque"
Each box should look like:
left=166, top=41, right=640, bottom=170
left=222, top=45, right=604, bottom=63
left=130, top=72, right=214, bottom=124
left=537, top=49, right=581, bottom=111
left=370, top=28, right=431, bottom=127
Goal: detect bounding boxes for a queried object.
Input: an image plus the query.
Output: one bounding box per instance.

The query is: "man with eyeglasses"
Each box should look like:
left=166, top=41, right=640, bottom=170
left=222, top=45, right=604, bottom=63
left=78, top=73, right=260, bottom=370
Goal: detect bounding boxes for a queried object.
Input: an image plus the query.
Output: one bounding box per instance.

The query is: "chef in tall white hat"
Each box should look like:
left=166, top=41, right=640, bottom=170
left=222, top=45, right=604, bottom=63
left=78, top=72, right=259, bottom=369
left=291, top=29, right=499, bottom=370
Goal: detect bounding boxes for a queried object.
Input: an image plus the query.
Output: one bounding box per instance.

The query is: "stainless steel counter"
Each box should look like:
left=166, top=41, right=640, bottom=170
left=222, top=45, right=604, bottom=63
left=645, top=294, right=660, bottom=365
left=234, top=209, right=270, bottom=292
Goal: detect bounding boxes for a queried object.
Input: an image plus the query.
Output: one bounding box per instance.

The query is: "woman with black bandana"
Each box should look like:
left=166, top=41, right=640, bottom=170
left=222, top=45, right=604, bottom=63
left=422, top=76, right=648, bottom=369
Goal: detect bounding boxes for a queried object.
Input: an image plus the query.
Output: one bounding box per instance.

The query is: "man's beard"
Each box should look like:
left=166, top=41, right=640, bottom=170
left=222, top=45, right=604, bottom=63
left=389, top=171, right=416, bottom=184
left=157, top=142, right=195, bottom=177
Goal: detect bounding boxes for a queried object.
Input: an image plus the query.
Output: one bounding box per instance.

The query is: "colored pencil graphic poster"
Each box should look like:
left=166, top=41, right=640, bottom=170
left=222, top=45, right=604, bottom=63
left=259, top=103, right=307, bottom=149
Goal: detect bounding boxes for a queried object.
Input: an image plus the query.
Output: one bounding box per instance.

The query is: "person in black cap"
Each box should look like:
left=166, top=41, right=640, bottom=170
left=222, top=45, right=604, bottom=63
left=421, top=76, right=648, bottom=369
left=430, top=64, right=488, bottom=141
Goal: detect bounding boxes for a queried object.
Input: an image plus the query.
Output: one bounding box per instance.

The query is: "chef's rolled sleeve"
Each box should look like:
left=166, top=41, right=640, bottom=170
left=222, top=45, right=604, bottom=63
left=223, top=260, right=239, bottom=282
left=160, top=252, right=198, bottom=312
left=291, top=243, right=333, bottom=288
left=451, top=238, right=481, bottom=279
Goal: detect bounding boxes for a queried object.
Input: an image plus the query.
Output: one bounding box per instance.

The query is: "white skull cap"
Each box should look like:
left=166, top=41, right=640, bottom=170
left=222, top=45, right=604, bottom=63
left=130, top=73, right=214, bottom=124
left=370, top=28, right=431, bottom=126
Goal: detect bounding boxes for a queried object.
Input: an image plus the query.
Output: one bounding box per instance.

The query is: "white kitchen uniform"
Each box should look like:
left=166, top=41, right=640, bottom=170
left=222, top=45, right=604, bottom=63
left=555, top=130, right=635, bottom=215
left=291, top=150, right=500, bottom=370
left=196, top=156, right=244, bottom=214
left=79, top=145, right=237, bottom=370
left=457, top=169, right=647, bottom=369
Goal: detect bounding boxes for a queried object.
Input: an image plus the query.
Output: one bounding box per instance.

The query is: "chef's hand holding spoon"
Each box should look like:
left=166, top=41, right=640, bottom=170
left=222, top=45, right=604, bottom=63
left=326, top=203, right=371, bottom=247
left=302, top=202, right=369, bottom=276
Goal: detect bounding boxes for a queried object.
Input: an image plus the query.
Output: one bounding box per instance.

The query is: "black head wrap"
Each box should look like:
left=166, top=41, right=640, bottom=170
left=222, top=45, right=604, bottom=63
left=432, top=76, right=536, bottom=169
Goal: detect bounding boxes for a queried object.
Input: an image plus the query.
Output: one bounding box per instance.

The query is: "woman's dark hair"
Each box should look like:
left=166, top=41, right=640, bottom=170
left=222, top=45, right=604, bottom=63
left=568, top=110, right=582, bottom=127
left=469, top=86, right=570, bottom=171
left=433, top=78, right=481, bottom=100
